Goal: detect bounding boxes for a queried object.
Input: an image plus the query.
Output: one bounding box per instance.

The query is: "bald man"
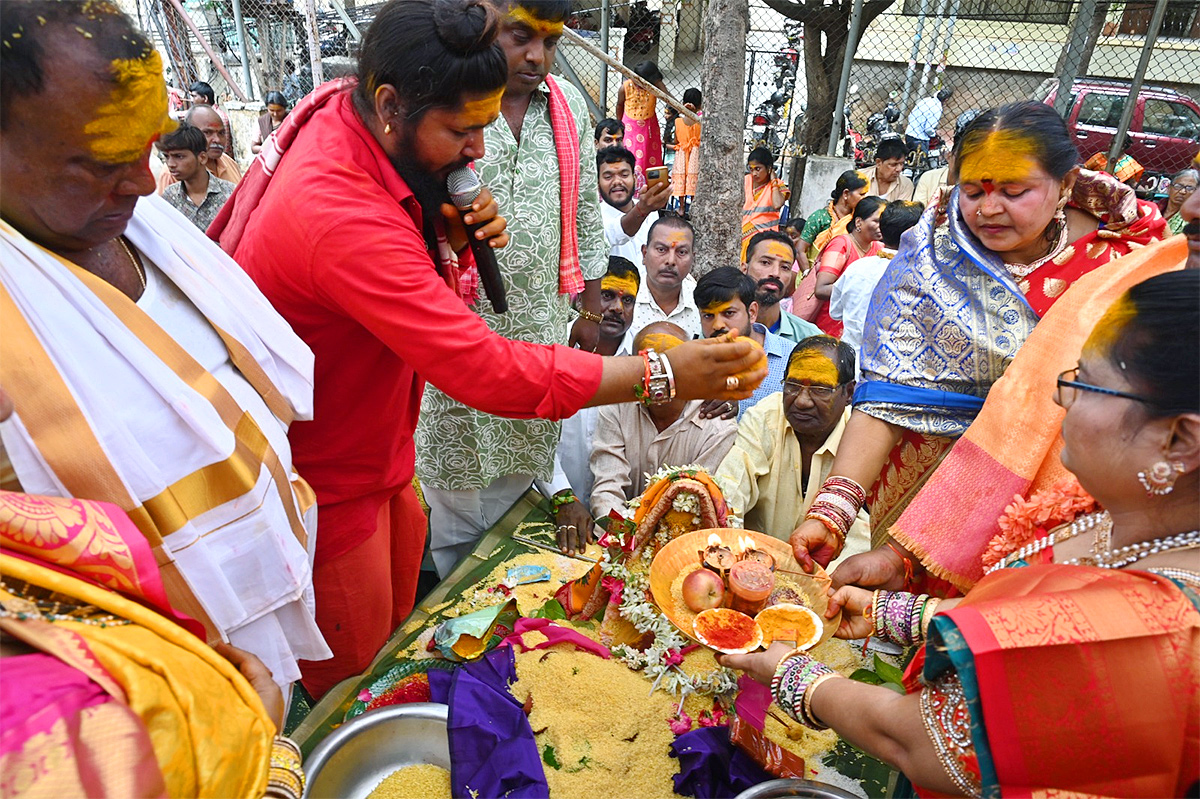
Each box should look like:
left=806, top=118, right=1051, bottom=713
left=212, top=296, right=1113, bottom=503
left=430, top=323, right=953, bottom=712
left=589, top=321, right=739, bottom=518
left=156, top=105, right=242, bottom=193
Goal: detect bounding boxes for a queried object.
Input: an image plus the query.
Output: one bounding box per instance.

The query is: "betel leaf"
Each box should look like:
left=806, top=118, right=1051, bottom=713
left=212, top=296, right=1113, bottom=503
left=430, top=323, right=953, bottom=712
left=848, top=668, right=884, bottom=685
left=541, top=744, right=561, bottom=770
left=873, top=653, right=906, bottom=686
left=531, top=599, right=567, bottom=620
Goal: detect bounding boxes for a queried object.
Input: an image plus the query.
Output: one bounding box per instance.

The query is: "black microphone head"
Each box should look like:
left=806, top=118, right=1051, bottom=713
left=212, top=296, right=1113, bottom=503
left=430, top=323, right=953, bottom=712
left=447, top=166, right=483, bottom=209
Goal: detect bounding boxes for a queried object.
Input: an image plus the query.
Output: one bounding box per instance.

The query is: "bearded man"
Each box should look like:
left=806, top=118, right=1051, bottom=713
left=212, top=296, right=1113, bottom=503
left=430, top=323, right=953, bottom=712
left=214, top=0, right=765, bottom=695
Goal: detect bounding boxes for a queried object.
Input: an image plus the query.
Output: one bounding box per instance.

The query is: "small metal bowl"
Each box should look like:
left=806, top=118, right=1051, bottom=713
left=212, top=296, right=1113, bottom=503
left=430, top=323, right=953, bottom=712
left=735, top=778, right=863, bottom=799
left=303, top=703, right=451, bottom=799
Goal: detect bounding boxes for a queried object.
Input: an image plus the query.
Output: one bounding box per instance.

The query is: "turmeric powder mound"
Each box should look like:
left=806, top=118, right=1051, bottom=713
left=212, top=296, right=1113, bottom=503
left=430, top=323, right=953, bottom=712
left=511, top=647, right=679, bottom=797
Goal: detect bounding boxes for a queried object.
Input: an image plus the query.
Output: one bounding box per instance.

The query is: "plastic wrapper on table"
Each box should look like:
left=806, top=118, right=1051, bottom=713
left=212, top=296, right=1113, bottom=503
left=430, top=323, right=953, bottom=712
left=432, top=597, right=518, bottom=661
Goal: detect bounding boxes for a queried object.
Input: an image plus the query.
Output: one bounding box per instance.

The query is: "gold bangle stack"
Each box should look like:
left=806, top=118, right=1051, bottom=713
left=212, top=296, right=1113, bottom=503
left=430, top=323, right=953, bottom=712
left=264, top=736, right=306, bottom=799
left=802, top=673, right=841, bottom=731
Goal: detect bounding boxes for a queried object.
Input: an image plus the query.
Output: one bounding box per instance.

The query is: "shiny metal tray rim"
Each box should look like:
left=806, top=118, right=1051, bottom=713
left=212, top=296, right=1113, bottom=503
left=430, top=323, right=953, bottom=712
left=302, top=702, right=450, bottom=799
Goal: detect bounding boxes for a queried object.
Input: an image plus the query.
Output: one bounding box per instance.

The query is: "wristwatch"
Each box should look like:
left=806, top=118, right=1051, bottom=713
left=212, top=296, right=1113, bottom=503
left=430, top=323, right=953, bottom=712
left=577, top=309, right=603, bottom=324
left=643, top=349, right=677, bottom=405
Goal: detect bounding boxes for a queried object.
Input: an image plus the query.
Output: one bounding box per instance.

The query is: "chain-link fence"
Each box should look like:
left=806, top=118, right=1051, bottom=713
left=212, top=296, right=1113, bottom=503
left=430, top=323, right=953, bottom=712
left=130, top=0, right=1198, bottom=199
left=842, top=0, right=1200, bottom=199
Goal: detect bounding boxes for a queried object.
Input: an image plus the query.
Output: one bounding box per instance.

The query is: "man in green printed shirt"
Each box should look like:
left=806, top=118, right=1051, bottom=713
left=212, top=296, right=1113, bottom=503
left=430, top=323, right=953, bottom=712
left=416, top=0, right=607, bottom=576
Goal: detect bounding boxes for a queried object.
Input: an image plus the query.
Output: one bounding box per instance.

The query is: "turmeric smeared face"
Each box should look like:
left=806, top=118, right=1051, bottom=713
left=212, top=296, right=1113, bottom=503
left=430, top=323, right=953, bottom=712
left=783, top=348, right=849, bottom=434
left=643, top=224, right=694, bottom=293
left=957, top=129, right=1041, bottom=189
left=955, top=128, right=1068, bottom=265
left=85, top=51, right=176, bottom=164
left=599, top=273, right=639, bottom=339
left=0, top=31, right=163, bottom=252
left=458, top=87, right=504, bottom=129
left=498, top=4, right=564, bottom=95
left=786, top=349, right=839, bottom=386
left=700, top=297, right=753, bottom=340
left=744, top=238, right=794, bottom=306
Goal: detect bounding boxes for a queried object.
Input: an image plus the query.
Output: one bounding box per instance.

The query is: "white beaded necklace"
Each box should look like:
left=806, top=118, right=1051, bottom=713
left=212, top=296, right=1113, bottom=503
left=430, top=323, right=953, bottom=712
left=987, top=511, right=1200, bottom=574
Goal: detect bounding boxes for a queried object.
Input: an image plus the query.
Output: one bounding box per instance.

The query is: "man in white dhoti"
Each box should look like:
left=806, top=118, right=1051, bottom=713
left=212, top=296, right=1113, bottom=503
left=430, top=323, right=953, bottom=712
left=0, top=0, right=329, bottom=689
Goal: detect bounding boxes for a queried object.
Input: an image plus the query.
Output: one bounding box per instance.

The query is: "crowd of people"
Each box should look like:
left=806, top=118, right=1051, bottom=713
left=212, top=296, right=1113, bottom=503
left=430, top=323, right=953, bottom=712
left=0, top=0, right=1197, bottom=796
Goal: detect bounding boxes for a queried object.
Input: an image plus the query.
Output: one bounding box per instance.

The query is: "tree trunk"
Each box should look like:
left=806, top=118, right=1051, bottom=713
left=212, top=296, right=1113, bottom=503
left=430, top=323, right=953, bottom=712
left=692, top=0, right=749, bottom=278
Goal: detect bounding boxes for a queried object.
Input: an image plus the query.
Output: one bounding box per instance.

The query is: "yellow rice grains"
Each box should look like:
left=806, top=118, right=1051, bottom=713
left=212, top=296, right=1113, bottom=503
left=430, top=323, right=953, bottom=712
left=367, top=764, right=451, bottom=799
left=510, top=645, right=680, bottom=797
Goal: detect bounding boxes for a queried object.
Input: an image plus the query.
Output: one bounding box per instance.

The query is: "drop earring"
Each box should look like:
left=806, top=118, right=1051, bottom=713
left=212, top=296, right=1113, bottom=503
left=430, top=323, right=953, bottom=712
left=1137, top=460, right=1185, bottom=496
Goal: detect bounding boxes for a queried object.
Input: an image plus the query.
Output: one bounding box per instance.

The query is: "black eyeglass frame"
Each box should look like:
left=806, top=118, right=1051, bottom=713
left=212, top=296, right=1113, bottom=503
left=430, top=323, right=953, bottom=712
left=1055, top=367, right=1155, bottom=405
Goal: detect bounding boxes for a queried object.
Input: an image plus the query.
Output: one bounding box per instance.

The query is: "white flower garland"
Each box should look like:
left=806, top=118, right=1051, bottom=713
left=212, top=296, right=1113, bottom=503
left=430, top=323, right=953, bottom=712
left=600, top=530, right=739, bottom=700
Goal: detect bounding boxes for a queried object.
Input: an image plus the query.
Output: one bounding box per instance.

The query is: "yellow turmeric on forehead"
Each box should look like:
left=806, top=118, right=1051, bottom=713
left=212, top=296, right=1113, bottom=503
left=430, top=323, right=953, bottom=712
left=786, top=349, right=838, bottom=386
left=957, top=129, right=1041, bottom=187
left=602, top=274, right=639, bottom=297
left=701, top=300, right=732, bottom=315
left=507, top=5, right=564, bottom=36
left=459, top=87, right=504, bottom=127
left=84, top=51, right=176, bottom=163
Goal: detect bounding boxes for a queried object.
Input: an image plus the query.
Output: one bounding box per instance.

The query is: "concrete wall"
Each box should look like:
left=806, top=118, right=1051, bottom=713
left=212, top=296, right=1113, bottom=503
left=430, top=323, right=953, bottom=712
left=799, top=156, right=856, bottom=219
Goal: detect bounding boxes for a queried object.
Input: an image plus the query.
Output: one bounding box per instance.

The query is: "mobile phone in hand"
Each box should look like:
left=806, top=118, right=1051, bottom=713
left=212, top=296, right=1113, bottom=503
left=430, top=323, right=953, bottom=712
left=645, top=165, right=670, bottom=189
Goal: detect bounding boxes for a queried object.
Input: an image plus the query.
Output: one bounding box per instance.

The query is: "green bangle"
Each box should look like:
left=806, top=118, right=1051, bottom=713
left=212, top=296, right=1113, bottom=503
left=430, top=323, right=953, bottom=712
left=551, top=490, right=578, bottom=509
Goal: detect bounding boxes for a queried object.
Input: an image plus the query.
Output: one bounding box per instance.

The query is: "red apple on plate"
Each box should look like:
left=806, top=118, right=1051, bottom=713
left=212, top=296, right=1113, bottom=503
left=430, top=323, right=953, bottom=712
left=682, top=568, right=726, bottom=612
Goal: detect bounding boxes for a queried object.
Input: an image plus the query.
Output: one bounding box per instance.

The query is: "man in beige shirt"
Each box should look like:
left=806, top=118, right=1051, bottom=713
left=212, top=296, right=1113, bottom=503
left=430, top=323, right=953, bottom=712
left=156, top=105, right=241, bottom=194
left=862, top=137, right=913, bottom=202
left=714, top=336, right=870, bottom=568
left=590, top=322, right=738, bottom=519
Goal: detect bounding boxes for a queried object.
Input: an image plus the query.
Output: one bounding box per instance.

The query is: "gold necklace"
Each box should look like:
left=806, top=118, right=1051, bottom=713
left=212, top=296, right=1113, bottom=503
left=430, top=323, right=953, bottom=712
left=116, top=235, right=146, bottom=293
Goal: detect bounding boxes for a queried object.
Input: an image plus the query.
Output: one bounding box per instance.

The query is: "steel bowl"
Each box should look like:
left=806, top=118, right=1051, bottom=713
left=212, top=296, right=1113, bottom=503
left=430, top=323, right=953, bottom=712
left=302, top=702, right=450, bottom=799
left=734, top=778, right=863, bottom=799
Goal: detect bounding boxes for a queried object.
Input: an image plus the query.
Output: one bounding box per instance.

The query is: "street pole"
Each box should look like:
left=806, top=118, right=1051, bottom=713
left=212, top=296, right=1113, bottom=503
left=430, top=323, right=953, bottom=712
left=900, top=0, right=931, bottom=119
left=1053, top=0, right=1099, bottom=118
left=231, top=0, right=255, bottom=100
left=827, top=0, right=865, bottom=156
left=600, top=0, right=610, bottom=114
left=1104, top=0, right=1167, bottom=171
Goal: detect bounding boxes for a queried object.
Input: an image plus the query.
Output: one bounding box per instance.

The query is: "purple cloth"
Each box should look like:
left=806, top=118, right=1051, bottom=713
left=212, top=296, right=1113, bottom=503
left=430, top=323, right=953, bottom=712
left=671, top=726, right=773, bottom=798
left=442, top=646, right=549, bottom=799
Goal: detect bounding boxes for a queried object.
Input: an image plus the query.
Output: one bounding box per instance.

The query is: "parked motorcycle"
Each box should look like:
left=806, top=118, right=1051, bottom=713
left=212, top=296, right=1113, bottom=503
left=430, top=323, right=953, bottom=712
left=746, top=22, right=802, bottom=167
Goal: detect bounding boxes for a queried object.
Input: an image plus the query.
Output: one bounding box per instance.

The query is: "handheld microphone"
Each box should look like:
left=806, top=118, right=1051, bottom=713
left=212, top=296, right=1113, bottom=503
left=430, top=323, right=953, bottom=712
left=447, top=166, right=507, bottom=314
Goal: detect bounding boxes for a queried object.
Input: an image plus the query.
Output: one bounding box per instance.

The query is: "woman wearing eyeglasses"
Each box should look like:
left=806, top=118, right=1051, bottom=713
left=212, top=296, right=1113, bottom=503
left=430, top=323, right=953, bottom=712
left=789, top=101, right=1169, bottom=590
left=719, top=270, right=1199, bottom=798
left=1165, top=168, right=1198, bottom=236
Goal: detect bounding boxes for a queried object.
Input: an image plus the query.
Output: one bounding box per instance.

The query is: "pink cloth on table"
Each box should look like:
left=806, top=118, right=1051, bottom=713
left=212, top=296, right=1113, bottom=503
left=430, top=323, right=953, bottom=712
left=503, top=617, right=611, bottom=658
left=733, top=674, right=773, bottom=729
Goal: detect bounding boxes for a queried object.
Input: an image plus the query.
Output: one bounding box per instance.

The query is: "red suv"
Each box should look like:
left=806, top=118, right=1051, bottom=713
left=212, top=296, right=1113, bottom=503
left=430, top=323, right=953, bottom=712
left=1037, top=80, right=1200, bottom=180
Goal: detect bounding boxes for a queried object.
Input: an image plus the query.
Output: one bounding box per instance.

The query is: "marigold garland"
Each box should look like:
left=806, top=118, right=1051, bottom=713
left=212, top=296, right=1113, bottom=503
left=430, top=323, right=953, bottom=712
left=982, top=477, right=1099, bottom=570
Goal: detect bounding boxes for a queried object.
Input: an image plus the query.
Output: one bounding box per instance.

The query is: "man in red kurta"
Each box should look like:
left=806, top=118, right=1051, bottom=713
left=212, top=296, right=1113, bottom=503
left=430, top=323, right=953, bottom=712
left=212, top=1, right=603, bottom=696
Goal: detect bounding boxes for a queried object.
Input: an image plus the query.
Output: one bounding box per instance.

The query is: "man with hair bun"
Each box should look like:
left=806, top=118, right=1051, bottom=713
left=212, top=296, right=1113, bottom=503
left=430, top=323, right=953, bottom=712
left=214, top=0, right=764, bottom=695
left=416, top=0, right=614, bottom=580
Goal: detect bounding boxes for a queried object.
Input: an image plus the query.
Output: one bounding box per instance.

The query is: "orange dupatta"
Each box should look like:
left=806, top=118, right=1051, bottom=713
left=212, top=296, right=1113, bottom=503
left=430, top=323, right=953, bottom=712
left=891, top=236, right=1185, bottom=592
